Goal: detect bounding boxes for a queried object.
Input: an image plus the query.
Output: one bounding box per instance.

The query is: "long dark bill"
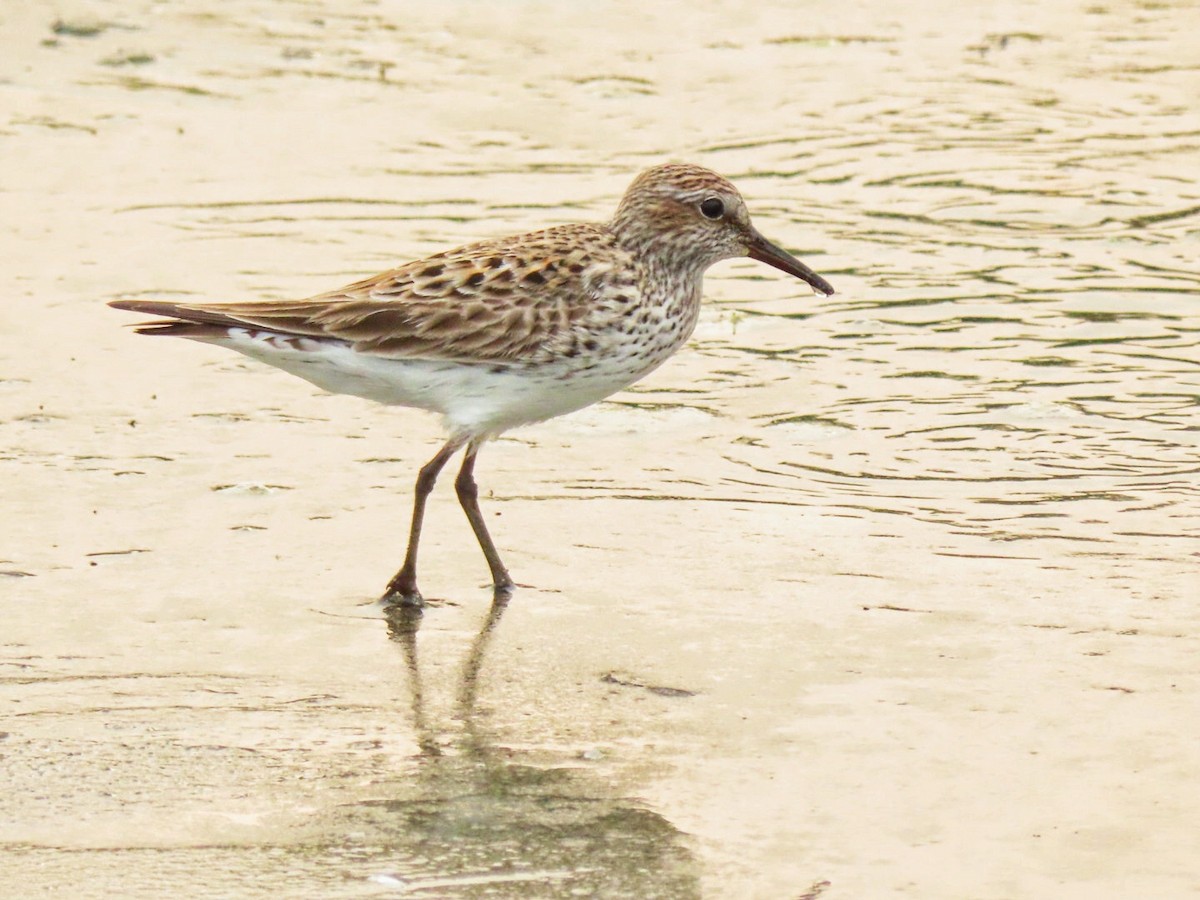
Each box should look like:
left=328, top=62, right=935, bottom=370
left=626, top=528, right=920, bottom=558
left=746, top=231, right=834, bottom=297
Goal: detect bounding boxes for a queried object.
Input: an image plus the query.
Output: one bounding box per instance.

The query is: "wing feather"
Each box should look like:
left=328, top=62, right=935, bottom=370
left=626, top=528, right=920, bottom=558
left=110, top=224, right=633, bottom=365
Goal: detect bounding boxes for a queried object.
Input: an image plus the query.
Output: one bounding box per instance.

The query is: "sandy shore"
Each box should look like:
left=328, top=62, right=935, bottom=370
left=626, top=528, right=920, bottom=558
left=2, top=1, right=1198, bottom=897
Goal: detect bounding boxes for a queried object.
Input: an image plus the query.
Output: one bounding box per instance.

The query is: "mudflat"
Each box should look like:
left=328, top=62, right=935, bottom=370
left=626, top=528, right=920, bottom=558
left=2, top=2, right=1197, bottom=897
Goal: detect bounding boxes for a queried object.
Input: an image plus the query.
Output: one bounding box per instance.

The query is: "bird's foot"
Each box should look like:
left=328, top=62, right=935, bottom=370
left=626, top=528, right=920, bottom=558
left=491, top=580, right=515, bottom=605
left=381, top=572, right=424, bottom=610
left=380, top=589, right=424, bottom=610
left=487, top=571, right=516, bottom=607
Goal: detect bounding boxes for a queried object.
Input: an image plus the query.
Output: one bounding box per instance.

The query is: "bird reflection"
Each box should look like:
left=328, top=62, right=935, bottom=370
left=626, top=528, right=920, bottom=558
left=326, top=593, right=702, bottom=897
left=382, top=591, right=509, bottom=757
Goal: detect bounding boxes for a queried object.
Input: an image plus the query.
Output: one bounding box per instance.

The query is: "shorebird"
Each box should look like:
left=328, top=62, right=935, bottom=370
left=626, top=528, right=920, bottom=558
left=111, top=163, right=834, bottom=607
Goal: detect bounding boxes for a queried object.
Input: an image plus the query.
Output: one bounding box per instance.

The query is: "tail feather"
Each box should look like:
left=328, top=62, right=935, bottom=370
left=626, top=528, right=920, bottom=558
left=108, top=299, right=250, bottom=330
left=128, top=321, right=236, bottom=339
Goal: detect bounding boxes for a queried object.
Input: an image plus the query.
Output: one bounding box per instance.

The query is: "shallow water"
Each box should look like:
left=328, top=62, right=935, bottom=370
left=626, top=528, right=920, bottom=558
left=2, top=1, right=1198, bottom=897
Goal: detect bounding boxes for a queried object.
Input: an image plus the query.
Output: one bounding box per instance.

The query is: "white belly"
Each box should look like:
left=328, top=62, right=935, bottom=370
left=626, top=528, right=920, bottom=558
left=202, top=329, right=664, bottom=438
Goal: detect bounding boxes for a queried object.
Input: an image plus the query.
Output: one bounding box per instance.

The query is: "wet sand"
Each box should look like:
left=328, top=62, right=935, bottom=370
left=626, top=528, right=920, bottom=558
left=2, top=1, right=1198, bottom=897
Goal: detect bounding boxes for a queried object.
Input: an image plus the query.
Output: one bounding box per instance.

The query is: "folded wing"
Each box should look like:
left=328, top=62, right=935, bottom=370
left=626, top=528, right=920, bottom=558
left=110, top=224, right=620, bottom=366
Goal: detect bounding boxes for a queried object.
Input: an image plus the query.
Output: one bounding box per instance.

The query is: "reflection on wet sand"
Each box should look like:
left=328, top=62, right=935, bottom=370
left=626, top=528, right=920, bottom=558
left=307, top=600, right=700, bottom=897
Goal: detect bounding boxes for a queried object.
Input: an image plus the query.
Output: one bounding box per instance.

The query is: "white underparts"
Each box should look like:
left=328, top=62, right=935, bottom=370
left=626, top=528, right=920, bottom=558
left=195, top=328, right=671, bottom=438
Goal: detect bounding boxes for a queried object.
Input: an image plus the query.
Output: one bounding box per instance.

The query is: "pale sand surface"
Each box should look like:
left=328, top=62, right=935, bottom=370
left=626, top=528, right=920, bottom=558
left=2, top=1, right=1199, bottom=898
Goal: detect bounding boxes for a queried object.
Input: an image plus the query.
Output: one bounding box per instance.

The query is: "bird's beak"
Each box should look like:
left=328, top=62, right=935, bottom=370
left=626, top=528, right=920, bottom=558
left=746, top=230, right=834, bottom=297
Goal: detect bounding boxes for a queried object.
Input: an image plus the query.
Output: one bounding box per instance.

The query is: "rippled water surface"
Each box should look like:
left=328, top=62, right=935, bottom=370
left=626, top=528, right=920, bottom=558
left=2, top=1, right=1197, bottom=897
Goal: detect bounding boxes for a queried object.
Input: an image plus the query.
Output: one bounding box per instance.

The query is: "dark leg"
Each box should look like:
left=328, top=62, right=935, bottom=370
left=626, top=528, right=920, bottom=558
left=382, top=438, right=463, bottom=607
left=455, top=440, right=514, bottom=597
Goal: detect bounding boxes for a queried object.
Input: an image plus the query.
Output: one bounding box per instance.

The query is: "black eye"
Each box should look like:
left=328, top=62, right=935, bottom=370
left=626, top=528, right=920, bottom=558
left=699, top=197, right=724, bottom=219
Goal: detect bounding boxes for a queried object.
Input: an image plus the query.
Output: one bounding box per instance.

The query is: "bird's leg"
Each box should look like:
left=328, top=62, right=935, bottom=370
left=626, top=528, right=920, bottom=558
left=455, top=440, right=514, bottom=598
left=383, top=438, right=463, bottom=607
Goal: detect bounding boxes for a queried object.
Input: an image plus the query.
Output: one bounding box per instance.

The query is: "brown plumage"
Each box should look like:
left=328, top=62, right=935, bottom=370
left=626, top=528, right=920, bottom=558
left=114, top=224, right=631, bottom=364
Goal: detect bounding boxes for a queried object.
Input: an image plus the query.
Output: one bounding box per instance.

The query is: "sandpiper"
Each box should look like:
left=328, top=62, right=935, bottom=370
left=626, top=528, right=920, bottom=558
left=111, top=163, right=834, bottom=607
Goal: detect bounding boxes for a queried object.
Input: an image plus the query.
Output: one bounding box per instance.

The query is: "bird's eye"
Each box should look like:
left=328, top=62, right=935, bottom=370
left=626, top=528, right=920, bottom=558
left=699, top=198, right=725, bottom=220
